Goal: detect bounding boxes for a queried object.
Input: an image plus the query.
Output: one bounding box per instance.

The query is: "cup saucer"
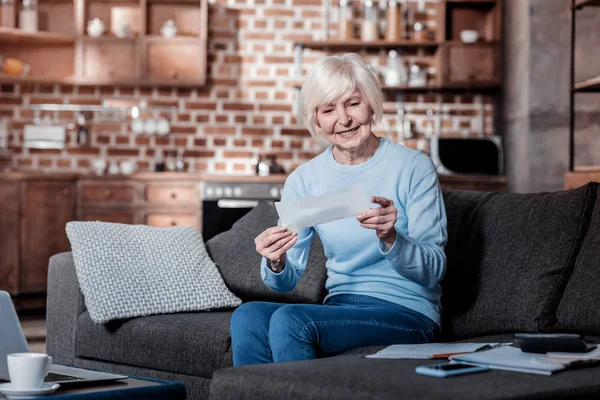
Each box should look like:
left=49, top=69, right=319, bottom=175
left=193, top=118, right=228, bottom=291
left=0, top=382, right=60, bottom=399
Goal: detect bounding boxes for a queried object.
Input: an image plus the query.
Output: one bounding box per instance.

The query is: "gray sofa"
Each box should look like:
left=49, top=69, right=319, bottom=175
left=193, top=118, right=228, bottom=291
left=47, top=184, right=600, bottom=399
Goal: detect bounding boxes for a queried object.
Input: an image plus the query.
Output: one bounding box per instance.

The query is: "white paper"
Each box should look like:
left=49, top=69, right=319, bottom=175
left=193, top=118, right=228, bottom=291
left=365, top=343, right=500, bottom=360
left=274, top=184, right=372, bottom=231
left=450, top=346, right=566, bottom=375
left=548, top=346, right=600, bottom=360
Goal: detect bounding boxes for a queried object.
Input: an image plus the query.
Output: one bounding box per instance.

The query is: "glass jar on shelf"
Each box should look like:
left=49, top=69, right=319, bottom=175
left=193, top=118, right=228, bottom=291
left=385, top=0, right=402, bottom=42
left=413, top=22, right=424, bottom=41
left=19, top=0, right=37, bottom=32
left=408, top=62, right=427, bottom=87
left=384, top=50, right=407, bottom=87
left=361, top=0, right=378, bottom=42
left=338, top=0, right=354, bottom=40
left=1, top=0, right=15, bottom=28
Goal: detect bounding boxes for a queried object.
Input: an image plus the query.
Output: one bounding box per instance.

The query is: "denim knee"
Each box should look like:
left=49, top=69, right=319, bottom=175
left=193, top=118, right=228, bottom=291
left=230, top=302, right=264, bottom=336
left=269, top=306, right=308, bottom=343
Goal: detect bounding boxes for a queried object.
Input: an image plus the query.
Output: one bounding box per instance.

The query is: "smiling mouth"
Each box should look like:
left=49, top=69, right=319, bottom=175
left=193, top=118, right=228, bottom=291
left=336, top=126, right=359, bottom=135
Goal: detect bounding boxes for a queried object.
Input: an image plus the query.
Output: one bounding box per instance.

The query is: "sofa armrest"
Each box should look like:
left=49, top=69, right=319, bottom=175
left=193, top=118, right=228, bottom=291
left=46, top=252, right=86, bottom=366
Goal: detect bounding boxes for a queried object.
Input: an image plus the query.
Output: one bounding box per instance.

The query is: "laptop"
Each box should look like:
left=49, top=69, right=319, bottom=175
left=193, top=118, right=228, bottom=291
left=0, top=291, right=127, bottom=385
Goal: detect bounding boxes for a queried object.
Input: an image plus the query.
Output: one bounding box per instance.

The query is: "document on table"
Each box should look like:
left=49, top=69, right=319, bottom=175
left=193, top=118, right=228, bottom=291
left=548, top=346, right=600, bottom=360
left=450, top=346, right=567, bottom=375
left=365, top=343, right=502, bottom=360
left=274, top=184, right=372, bottom=231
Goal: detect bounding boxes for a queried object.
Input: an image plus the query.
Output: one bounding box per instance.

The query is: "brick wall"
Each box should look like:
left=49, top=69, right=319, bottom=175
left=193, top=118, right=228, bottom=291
left=0, top=0, right=494, bottom=175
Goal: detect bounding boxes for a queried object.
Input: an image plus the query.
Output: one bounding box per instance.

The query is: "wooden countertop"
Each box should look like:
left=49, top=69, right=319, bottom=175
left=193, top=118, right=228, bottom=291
left=0, top=170, right=289, bottom=183
left=1, top=170, right=505, bottom=186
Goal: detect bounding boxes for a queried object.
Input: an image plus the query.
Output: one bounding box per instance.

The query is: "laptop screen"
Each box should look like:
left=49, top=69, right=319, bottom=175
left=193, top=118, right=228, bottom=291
left=0, top=291, right=31, bottom=381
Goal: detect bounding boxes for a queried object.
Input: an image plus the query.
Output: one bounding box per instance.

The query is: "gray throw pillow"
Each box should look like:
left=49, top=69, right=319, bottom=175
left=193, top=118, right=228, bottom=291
left=66, top=221, right=241, bottom=323
left=440, top=183, right=597, bottom=340
left=205, top=201, right=328, bottom=304
left=555, top=184, right=600, bottom=334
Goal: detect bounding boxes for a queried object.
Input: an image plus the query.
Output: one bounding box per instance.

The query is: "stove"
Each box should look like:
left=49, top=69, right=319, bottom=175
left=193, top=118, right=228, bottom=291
left=201, top=181, right=284, bottom=241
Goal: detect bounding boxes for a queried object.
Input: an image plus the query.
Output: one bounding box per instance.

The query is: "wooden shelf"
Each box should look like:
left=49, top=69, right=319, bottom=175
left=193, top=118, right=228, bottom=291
left=0, top=73, right=204, bottom=88
left=574, top=75, right=600, bottom=92
left=292, top=80, right=500, bottom=92
left=295, top=39, right=441, bottom=50
left=0, top=73, right=72, bottom=85
left=444, top=40, right=501, bottom=46
left=0, top=27, right=75, bottom=45
left=143, top=35, right=201, bottom=43
left=445, top=0, right=497, bottom=3
left=574, top=0, right=600, bottom=9
left=79, top=35, right=138, bottom=43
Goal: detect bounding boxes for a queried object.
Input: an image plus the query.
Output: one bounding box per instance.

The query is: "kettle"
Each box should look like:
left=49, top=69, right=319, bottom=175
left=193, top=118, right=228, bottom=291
left=256, top=154, right=285, bottom=176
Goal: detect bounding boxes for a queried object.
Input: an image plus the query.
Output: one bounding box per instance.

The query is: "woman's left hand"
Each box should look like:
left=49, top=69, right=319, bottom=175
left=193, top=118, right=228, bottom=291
left=357, top=196, right=397, bottom=250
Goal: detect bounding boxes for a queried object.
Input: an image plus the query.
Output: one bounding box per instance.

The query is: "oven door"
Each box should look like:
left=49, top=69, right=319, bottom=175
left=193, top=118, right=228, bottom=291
left=202, top=199, right=261, bottom=242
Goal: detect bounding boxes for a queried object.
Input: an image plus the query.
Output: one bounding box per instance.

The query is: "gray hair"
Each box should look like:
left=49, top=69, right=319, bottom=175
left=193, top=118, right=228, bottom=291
left=300, top=53, right=384, bottom=137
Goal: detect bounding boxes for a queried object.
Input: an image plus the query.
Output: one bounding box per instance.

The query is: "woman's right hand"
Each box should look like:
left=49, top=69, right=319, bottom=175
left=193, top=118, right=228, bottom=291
left=254, top=226, right=298, bottom=272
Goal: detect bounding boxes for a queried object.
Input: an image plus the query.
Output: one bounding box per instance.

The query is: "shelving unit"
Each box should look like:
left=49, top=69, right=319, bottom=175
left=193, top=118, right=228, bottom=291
left=293, top=0, right=502, bottom=120
left=565, top=0, right=600, bottom=189
left=0, top=27, right=75, bottom=45
left=0, top=0, right=207, bottom=87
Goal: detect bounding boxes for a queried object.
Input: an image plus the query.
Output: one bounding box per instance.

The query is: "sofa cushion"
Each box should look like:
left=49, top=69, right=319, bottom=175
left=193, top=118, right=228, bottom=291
left=440, top=183, right=598, bottom=340
left=555, top=185, right=600, bottom=334
left=205, top=201, right=328, bottom=304
left=76, top=310, right=234, bottom=378
left=209, top=353, right=600, bottom=400
left=66, top=222, right=241, bottom=323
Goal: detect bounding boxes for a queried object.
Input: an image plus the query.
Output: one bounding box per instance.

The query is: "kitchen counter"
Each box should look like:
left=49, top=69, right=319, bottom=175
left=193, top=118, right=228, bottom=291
left=1, top=170, right=506, bottom=191
left=1, top=170, right=289, bottom=183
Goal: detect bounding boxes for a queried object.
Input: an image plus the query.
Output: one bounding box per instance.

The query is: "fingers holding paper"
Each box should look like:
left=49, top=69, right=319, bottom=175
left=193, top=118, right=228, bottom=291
left=255, top=226, right=298, bottom=265
left=357, top=196, right=398, bottom=249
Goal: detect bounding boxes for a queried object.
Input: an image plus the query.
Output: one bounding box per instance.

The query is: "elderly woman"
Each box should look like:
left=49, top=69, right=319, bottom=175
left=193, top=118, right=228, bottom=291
left=230, top=53, right=447, bottom=366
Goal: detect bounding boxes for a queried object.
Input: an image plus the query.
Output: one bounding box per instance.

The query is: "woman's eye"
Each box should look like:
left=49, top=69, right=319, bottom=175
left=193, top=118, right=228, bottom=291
left=348, top=102, right=360, bottom=107
left=322, top=109, right=333, bottom=114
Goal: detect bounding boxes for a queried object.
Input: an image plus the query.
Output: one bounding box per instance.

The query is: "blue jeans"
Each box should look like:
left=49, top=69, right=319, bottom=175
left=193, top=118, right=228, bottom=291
left=230, top=294, right=439, bottom=366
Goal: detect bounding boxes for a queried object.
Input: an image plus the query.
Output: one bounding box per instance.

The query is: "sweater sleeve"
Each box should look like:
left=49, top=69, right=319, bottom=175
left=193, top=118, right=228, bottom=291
left=379, top=154, right=448, bottom=289
left=261, top=173, right=315, bottom=293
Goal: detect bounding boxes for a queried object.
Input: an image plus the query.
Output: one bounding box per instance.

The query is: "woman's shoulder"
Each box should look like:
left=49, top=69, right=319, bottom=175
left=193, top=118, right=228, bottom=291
left=384, top=139, right=432, bottom=165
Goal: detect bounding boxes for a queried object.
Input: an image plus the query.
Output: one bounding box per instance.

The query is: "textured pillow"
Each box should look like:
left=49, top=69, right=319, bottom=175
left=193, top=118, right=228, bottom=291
left=66, top=221, right=241, bottom=323
left=440, top=183, right=597, bottom=340
left=205, top=201, right=328, bottom=304
left=555, top=184, right=600, bottom=334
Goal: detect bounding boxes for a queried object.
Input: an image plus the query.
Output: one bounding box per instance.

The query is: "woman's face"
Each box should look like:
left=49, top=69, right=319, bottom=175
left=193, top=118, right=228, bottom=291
left=315, top=91, right=373, bottom=152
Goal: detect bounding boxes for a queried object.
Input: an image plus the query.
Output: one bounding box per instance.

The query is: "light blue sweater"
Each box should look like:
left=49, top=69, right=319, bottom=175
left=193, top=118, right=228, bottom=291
left=261, top=138, right=448, bottom=327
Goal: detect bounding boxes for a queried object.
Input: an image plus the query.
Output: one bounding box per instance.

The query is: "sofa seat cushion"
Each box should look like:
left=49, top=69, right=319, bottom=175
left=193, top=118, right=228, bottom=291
left=205, top=201, right=328, bottom=304
left=441, top=183, right=598, bottom=340
left=76, top=310, right=234, bottom=378
left=556, top=185, right=600, bottom=334
left=209, top=354, right=600, bottom=400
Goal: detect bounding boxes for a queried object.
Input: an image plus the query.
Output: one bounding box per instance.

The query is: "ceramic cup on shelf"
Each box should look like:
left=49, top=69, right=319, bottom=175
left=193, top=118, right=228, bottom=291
left=119, top=160, right=136, bottom=175
left=460, top=30, right=479, bottom=44
left=86, top=18, right=105, bottom=37
left=114, top=22, right=132, bottom=38
left=108, top=162, right=120, bottom=175
left=91, top=159, right=107, bottom=175
left=7, top=353, right=52, bottom=390
left=131, top=118, right=144, bottom=134
left=156, top=117, right=170, bottom=136
left=160, top=19, right=178, bottom=38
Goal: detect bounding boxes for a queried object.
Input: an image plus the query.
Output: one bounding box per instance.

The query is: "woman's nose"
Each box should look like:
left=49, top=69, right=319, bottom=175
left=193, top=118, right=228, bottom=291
left=336, top=108, right=350, bottom=125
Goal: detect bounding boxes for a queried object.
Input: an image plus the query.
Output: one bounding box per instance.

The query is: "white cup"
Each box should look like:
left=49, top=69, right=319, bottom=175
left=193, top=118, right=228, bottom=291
left=120, top=160, right=136, bottom=175
left=7, top=353, right=52, bottom=389
left=460, top=30, right=479, bottom=44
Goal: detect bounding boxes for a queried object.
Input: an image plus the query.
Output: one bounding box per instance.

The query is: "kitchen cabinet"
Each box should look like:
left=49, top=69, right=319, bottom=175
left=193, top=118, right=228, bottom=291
left=0, top=0, right=207, bottom=87
left=0, top=175, right=76, bottom=300
left=77, top=175, right=202, bottom=231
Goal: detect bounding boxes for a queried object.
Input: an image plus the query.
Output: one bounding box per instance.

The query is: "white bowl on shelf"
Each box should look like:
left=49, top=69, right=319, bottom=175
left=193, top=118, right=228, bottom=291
left=460, top=30, right=479, bottom=44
